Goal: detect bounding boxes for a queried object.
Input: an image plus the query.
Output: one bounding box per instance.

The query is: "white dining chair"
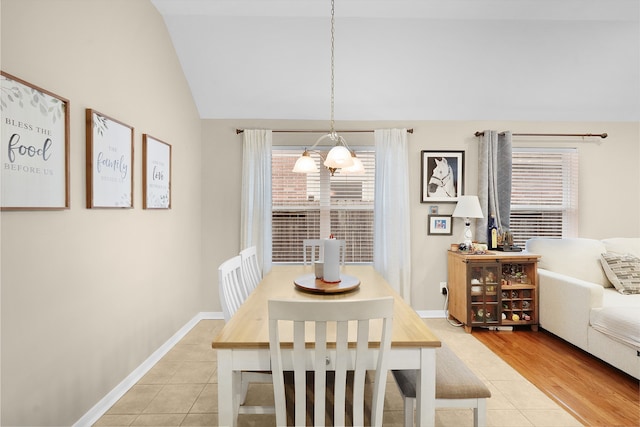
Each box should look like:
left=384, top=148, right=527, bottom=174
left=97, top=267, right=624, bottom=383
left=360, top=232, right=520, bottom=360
left=302, top=239, right=323, bottom=265
left=303, top=238, right=346, bottom=265
left=268, top=297, right=394, bottom=427
left=218, top=255, right=274, bottom=414
left=239, top=245, right=262, bottom=294
left=218, top=255, right=247, bottom=323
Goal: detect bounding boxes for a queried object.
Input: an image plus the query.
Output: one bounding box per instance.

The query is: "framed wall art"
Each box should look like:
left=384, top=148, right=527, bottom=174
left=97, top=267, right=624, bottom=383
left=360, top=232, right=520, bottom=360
left=86, top=109, right=134, bottom=208
left=421, top=150, right=464, bottom=203
left=1, top=71, right=70, bottom=210
left=142, top=134, right=171, bottom=209
left=428, top=214, right=453, bottom=235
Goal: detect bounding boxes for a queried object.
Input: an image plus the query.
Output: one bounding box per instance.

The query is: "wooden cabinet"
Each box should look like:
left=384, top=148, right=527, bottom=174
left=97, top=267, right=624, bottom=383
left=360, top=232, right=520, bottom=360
left=447, top=250, right=541, bottom=333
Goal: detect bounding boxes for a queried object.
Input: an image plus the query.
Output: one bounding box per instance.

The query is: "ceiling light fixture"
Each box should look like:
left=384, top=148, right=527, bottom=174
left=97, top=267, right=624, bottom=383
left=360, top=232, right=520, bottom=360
left=292, top=0, right=363, bottom=176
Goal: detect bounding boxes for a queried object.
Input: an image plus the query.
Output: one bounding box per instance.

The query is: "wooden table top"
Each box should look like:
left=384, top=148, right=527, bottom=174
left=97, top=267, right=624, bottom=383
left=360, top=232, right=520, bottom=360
left=212, top=265, right=441, bottom=349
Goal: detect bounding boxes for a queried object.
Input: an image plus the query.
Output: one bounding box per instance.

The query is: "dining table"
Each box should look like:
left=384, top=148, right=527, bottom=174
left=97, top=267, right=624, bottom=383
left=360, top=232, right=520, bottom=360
left=212, top=264, right=441, bottom=426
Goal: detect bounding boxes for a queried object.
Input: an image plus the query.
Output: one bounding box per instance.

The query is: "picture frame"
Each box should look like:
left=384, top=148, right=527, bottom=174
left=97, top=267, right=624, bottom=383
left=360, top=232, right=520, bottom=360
left=86, top=109, right=134, bottom=208
left=428, top=214, right=453, bottom=235
left=421, top=150, right=464, bottom=203
left=1, top=71, right=70, bottom=210
left=142, top=134, right=171, bottom=209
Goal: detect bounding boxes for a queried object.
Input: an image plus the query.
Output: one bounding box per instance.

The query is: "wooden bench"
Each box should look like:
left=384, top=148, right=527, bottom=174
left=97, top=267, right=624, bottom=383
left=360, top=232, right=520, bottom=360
left=392, top=343, right=491, bottom=427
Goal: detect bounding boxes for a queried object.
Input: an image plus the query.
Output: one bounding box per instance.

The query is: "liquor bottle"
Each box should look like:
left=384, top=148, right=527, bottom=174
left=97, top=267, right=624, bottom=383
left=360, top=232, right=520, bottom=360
left=488, top=215, right=498, bottom=249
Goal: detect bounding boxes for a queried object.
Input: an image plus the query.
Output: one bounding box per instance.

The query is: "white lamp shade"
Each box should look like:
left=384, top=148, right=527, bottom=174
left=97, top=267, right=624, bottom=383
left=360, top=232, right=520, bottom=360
left=324, top=145, right=354, bottom=169
left=340, top=155, right=365, bottom=174
left=292, top=153, right=319, bottom=173
left=452, top=195, right=484, bottom=219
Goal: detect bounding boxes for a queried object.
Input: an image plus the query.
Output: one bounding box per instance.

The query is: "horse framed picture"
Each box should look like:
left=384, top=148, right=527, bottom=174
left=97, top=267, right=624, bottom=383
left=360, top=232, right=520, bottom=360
left=420, top=150, right=464, bottom=203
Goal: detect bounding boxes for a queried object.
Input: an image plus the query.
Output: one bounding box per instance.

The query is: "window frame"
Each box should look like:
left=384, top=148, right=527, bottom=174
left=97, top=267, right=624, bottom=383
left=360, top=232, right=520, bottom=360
left=271, top=146, right=375, bottom=264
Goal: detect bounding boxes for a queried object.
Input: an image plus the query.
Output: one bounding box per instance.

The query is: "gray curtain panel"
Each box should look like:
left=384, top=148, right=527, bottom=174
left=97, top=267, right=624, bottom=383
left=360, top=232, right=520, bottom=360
left=476, top=130, right=512, bottom=242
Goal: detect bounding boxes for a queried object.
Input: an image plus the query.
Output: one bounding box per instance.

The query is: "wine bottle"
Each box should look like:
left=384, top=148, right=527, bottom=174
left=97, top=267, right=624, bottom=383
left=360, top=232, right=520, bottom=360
left=488, top=215, right=498, bottom=249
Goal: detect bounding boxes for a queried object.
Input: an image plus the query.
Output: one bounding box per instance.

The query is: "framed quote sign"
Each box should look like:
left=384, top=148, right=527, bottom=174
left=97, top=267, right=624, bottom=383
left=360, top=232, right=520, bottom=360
left=142, top=134, right=171, bottom=209
left=86, top=109, right=134, bottom=208
left=1, top=71, right=70, bottom=210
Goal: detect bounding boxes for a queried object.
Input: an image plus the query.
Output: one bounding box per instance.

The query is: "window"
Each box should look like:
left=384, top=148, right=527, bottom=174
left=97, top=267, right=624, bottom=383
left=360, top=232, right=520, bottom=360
left=509, top=148, right=579, bottom=246
left=272, top=148, right=375, bottom=263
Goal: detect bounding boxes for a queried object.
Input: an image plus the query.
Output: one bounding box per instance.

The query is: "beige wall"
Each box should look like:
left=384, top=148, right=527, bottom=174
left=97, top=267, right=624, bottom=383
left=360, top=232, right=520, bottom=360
left=1, top=0, right=203, bottom=425
left=202, top=119, right=640, bottom=312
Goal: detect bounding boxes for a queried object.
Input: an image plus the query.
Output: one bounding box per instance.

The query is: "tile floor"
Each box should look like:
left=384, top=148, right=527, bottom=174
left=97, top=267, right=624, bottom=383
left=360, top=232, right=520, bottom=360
left=93, top=318, right=582, bottom=426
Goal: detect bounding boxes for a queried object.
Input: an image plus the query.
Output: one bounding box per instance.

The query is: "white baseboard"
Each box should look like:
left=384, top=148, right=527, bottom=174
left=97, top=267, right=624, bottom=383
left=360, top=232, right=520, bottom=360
left=416, top=310, right=447, bottom=318
left=74, top=309, right=443, bottom=426
left=74, top=311, right=223, bottom=427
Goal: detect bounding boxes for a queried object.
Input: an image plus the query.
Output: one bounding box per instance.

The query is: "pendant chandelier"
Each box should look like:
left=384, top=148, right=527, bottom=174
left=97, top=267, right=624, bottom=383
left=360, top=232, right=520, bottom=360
left=292, top=0, right=364, bottom=176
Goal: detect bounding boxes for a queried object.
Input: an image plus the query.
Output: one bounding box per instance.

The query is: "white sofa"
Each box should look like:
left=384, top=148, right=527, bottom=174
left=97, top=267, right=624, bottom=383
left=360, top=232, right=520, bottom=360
left=525, top=237, right=640, bottom=379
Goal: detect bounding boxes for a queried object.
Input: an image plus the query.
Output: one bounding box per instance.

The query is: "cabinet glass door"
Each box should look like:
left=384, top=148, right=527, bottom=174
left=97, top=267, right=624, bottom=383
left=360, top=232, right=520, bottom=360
left=469, top=264, right=500, bottom=325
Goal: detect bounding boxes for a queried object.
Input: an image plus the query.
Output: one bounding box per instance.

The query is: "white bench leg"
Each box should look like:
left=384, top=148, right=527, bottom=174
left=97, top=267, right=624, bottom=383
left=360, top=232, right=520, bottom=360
left=401, top=396, right=487, bottom=427
left=475, top=398, right=487, bottom=427
left=404, top=396, right=415, bottom=427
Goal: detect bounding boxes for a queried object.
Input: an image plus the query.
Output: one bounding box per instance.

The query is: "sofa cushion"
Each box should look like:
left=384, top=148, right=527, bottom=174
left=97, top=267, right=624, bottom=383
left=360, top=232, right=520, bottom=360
left=602, top=238, right=640, bottom=258
left=600, top=252, right=640, bottom=294
left=525, top=238, right=610, bottom=286
left=590, top=306, right=640, bottom=350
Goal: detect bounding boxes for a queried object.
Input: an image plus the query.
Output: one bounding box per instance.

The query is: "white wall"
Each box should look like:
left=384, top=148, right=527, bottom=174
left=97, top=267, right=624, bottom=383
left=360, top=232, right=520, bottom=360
left=1, top=1, right=203, bottom=425
left=202, top=119, right=640, bottom=313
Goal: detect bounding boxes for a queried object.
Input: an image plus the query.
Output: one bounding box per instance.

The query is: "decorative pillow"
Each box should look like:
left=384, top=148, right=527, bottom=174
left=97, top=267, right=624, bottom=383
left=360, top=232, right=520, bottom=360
left=600, top=252, right=640, bottom=294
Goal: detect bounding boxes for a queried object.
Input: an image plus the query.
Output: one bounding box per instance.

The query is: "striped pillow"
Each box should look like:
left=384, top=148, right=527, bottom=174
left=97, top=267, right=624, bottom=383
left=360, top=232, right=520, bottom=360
left=600, top=252, right=640, bottom=294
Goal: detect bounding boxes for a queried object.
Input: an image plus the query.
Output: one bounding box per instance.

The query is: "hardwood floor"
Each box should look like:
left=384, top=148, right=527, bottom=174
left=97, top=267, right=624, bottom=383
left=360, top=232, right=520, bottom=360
left=473, top=327, right=639, bottom=427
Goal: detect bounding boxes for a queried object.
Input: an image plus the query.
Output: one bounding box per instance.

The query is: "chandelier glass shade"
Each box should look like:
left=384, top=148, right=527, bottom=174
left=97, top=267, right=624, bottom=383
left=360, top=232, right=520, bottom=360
left=340, top=152, right=365, bottom=175
left=292, top=150, right=319, bottom=173
left=324, top=145, right=353, bottom=169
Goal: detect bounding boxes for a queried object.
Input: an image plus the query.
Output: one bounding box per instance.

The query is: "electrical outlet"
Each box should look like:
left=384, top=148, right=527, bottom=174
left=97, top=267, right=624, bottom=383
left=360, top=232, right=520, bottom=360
left=440, top=281, right=448, bottom=295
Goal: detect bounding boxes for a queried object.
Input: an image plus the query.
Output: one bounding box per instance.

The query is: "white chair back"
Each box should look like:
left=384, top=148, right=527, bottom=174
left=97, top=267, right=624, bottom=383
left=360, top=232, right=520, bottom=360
left=218, top=255, right=248, bottom=322
left=302, top=239, right=323, bottom=265
left=303, top=238, right=346, bottom=265
left=239, top=245, right=262, bottom=294
left=268, top=297, right=394, bottom=427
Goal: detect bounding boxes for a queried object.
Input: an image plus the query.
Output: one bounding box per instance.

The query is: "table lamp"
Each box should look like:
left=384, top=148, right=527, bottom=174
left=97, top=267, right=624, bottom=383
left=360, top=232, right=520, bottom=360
left=452, top=195, right=484, bottom=249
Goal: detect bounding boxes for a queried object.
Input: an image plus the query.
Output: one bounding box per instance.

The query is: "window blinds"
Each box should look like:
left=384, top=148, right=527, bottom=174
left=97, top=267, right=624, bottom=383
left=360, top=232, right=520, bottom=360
left=510, top=148, right=579, bottom=246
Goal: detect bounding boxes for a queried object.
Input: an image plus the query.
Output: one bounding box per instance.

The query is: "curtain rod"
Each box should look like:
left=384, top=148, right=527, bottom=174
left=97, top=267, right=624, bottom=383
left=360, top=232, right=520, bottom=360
left=474, top=131, right=607, bottom=139
left=236, top=128, right=414, bottom=135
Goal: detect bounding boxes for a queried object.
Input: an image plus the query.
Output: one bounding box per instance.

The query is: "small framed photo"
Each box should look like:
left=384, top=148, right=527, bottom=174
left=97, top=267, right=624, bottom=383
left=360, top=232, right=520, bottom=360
left=428, top=214, right=453, bottom=235
left=429, top=205, right=438, bottom=214
left=143, top=134, right=171, bottom=209
left=421, top=150, right=464, bottom=203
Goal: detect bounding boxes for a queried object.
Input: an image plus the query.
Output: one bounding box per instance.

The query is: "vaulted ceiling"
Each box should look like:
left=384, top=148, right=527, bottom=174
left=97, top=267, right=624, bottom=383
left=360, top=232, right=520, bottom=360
left=151, top=0, right=639, bottom=121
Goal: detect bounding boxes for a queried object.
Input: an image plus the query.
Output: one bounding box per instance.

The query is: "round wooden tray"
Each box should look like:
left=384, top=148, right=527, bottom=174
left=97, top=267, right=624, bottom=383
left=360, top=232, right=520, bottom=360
left=293, top=273, right=360, bottom=294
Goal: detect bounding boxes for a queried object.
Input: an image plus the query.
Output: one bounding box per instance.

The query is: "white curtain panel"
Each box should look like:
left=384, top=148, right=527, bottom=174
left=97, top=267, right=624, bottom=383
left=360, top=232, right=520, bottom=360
left=476, top=130, right=512, bottom=240
left=374, top=129, right=412, bottom=303
left=241, top=129, right=273, bottom=275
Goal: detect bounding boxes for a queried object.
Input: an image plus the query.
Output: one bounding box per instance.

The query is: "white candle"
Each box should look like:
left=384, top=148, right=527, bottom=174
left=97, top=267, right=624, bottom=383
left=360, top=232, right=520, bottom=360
left=322, top=239, right=341, bottom=283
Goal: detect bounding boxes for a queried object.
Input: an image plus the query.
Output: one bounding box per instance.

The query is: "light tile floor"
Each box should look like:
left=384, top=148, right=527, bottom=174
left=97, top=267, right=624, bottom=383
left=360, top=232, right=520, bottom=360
left=93, top=319, right=582, bottom=426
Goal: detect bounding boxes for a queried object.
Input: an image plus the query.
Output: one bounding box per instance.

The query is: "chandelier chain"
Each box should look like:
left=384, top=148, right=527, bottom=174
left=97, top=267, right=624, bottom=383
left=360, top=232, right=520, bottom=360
left=330, top=0, right=336, bottom=137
